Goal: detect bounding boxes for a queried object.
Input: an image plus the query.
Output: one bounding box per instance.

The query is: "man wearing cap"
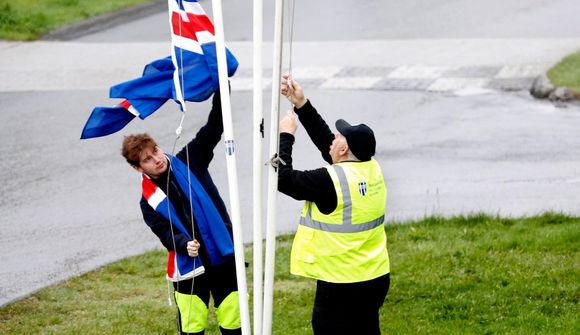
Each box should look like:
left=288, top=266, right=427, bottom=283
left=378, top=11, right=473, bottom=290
left=278, top=74, right=390, bottom=335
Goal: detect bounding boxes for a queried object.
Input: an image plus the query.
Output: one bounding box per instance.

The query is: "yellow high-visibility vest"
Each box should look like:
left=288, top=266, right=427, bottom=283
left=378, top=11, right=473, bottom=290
left=290, top=159, right=390, bottom=283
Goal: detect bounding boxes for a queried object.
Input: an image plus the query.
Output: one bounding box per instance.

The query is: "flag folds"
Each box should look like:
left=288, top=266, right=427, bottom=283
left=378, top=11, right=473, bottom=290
left=142, top=172, right=206, bottom=281
left=80, top=0, right=238, bottom=139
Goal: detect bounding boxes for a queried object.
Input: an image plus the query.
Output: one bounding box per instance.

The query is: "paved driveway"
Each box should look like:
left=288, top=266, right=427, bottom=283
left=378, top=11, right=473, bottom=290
left=1, top=0, right=579, bottom=306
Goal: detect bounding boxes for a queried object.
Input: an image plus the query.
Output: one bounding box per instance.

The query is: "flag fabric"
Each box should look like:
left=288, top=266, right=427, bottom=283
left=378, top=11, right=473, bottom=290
left=80, top=101, right=137, bottom=140
left=167, top=250, right=204, bottom=281
left=142, top=170, right=206, bottom=281
left=141, top=154, right=235, bottom=281
left=168, top=0, right=238, bottom=110
left=80, top=0, right=238, bottom=139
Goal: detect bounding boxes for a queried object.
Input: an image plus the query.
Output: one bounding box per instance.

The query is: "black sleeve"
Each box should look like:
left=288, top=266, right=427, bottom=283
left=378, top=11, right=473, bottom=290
left=278, top=133, right=337, bottom=214
left=176, top=90, right=223, bottom=171
left=140, top=198, right=190, bottom=254
left=294, top=100, right=335, bottom=165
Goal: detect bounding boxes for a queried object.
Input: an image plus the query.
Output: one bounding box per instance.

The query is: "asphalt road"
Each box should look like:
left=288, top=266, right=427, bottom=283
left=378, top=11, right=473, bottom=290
left=1, top=0, right=579, bottom=307
left=79, top=0, right=580, bottom=42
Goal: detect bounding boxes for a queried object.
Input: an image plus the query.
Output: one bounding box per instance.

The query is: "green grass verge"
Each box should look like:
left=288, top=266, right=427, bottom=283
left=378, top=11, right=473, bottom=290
left=0, top=0, right=152, bottom=40
left=548, top=50, right=580, bottom=93
left=1, top=213, right=578, bottom=334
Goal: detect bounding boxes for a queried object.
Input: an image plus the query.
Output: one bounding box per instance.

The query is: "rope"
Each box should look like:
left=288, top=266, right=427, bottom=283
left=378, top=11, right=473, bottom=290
left=286, top=0, right=296, bottom=89
left=164, top=143, right=180, bottom=333
left=183, top=126, right=198, bottom=330
left=166, top=1, right=197, bottom=333
left=166, top=128, right=198, bottom=334
left=178, top=0, right=187, bottom=113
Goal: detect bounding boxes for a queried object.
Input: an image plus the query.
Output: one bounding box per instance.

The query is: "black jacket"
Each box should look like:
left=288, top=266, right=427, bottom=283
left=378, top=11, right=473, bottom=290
left=139, top=91, right=233, bottom=266
left=278, top=100, right=339, bottom=215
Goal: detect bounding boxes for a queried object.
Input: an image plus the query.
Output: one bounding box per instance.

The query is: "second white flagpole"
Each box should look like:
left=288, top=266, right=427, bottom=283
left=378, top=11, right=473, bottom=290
left=262, top=0, right=285, bottom=334
left=211, top=1, right=251, bottom=334
left=252, top=0, right=264, bottom=334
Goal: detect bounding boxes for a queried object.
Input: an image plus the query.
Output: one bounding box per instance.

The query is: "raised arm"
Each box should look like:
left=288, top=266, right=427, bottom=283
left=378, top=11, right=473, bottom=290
left=277, top=111, right=337, bottom=214
left=281, top=75, right=334, bottom=164
left=176, top=90, right=223, bottom=171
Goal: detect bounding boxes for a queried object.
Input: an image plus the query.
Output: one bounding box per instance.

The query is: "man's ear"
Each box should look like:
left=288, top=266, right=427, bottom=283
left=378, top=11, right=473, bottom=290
left=131, top=165, right=143, bottom=173
left=340, top=143, right=350, bottom=155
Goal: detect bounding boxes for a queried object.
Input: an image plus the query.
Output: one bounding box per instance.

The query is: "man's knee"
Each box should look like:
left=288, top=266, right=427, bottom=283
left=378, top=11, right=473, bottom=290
left=215, top=291, right=241, bottom=331
left=174, top=291, right=208, bottom=333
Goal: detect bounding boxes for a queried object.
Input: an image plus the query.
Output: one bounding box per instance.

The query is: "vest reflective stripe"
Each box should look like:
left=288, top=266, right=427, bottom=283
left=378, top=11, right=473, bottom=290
left=291, top=159, right=390, bottom=283
left=300, top=203, right=385, bottom=233
left=334, top=165, right=353, bottom=225
left=300, top=164, right=385, bottom=233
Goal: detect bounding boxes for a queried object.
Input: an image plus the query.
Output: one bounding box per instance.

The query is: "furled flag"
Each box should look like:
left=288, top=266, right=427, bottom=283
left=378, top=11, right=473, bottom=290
left=142, top=173, right=205, bottom=281
left=80, top=0, right=238, bottom=139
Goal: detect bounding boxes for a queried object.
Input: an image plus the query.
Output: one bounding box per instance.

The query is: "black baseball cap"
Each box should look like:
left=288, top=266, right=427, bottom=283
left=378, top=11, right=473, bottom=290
left=335, top=119, right=376, bottom=161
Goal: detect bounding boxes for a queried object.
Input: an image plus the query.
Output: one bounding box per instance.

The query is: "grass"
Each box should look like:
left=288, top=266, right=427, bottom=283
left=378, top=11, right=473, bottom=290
left=548, top=50, right=580, bottom=93
left=1, top=213, right=579, bottom=334
left=383, top=213, right=579, bottom=334
left=0, top=0, right=152, bottom=40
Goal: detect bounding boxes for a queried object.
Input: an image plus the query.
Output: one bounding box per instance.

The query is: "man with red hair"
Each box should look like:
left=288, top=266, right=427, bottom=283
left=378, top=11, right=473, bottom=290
left=121, top=90, right=241, bottom=335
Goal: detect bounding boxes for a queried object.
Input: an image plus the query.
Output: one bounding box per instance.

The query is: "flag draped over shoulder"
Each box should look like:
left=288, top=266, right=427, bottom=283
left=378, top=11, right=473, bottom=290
left=80, top=0, right=238, bottom=139
left=141, top=155, right=235, bottom=281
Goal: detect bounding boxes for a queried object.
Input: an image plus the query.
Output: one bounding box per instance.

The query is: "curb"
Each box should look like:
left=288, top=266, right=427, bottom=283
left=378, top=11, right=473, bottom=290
left=529, top=73, right=580, bottom=104
left=230, top=65, right=546, bottom=94
left=42, top=0, right=165, bottom=41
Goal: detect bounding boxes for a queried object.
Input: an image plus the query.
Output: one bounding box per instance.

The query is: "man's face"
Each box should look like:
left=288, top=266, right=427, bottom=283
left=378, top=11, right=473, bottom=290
left=133, top=145, right=168, bottom=178
left=329, top=132, right=347, bottom=163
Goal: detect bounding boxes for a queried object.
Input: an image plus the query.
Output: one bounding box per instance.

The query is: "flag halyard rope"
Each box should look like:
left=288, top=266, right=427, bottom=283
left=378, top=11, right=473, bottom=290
left=166, top=1, right=198, bottom=333
left=286, top=0, right=296, bottom=90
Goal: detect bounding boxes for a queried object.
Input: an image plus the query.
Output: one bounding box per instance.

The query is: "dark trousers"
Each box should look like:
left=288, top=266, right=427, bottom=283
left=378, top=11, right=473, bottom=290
left=312, top=273, right=390, bottom=335
left=174, top=258, right=240, bottom=335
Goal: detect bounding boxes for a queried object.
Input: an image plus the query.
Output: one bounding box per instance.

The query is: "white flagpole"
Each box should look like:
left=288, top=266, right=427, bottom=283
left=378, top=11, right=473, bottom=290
left=252, top=0, right=264, bottom=334
left=262, top=1, right=284, bottom=334
left=210, top=1, right=251, bottom=334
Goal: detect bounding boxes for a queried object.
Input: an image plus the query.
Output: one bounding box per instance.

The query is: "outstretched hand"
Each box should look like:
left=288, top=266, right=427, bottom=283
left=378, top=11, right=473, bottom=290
left=281, top=74, right=307, bottom=109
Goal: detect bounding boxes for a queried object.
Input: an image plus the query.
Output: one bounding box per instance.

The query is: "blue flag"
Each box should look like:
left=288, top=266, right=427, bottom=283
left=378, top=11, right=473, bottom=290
left=80, top=0, right=238, bottom=139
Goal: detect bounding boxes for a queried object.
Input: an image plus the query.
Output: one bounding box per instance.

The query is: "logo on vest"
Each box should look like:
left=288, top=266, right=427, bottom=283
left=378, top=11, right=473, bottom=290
left=358, top=182, right=367, bottom=196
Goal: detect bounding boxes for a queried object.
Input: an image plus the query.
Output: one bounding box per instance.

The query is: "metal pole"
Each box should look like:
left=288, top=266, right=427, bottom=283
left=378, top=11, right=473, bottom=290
left=262, top=1, right=284, bottom=334
left=252, top=0, right=264, bottom=334
left=211, top=1, right=251, bottom=333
